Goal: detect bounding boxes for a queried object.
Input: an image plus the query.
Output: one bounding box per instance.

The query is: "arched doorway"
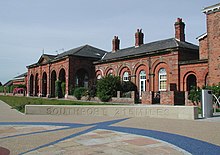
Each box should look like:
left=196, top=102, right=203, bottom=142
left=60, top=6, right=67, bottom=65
left=76, top=69, right=89, bottom=88
left=42, top=72, right=47, bottom=97
left=29, top=74, right=34, bottom=96
left=59, top=69, right=66, bottom=82
left=186, top=74, right=197, bottom=91
left=59, top=68, right=66, bottom=97
left=35, top=73, right=39, bottom=96
left=51, top=71, right=57, bottom=97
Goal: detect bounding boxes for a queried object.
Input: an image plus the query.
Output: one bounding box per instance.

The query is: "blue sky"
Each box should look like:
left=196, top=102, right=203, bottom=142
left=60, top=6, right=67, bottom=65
left=0, top=0, right=219, bottom=84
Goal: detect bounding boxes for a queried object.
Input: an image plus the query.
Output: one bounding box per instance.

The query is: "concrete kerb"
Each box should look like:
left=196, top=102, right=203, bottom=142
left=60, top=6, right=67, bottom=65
left=25, top=105, right=198, bottom=120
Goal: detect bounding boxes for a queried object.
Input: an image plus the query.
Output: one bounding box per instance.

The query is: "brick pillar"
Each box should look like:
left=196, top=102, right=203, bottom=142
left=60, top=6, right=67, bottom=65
left=142, top=91, right=152, bottom=104
left=160, top=91, right=174, bottom=105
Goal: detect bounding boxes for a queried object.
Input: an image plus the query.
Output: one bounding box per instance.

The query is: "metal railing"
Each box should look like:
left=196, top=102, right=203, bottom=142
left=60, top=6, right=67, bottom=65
left=212, top=94, right=220, bottom=113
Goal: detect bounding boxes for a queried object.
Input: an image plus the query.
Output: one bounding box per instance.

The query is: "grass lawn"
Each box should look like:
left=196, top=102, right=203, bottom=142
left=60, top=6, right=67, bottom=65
left=0, top=95, right=116, bottom=113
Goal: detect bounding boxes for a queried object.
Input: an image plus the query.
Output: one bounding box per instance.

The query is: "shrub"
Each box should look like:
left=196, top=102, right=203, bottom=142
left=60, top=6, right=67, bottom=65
left=88, top=85, right=96, bottom=98
left=188, top=83, right=220, bottom=105
left=0, top=86, right=4, bottom=93
left=74, top=87, right=87, bottom=100
left=188, top=86, right=201, bottom=105
left=97, top=75, right=121, bottom=102
left=121, top=81, right=137, bottom=93
left=55, top=80, right=62, bottom=98
left=61, top=82, right=66, bottom=97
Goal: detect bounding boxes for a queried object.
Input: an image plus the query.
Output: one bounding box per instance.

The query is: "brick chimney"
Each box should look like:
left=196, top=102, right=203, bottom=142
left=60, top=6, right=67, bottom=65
left=174, top=18, right=185, bottom=42
left=112, top=36, right=120, bottom=52
left=135, top=29, right=144, bottom=47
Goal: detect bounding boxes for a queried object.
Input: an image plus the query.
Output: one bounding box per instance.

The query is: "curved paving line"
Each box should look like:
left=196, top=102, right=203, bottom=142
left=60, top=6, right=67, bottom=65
left=1, top=118, right=220, bottom=155
left=103, top=126, right=220, bottom=155
left=19, top=126, right=97, bottom=155
left=0, top=126, right=73, bottom=139
left=0, top=122, right=87, bottom=128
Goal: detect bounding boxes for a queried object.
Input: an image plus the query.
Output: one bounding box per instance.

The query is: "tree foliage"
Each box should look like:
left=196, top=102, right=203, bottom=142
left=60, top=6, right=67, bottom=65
left=74, top=87, right=87, bottom=100
left=188, top=83, right=220, bottom=105
left=96, top=75, right=121, bottom=102
left=55, top=80, right=62, bottom=98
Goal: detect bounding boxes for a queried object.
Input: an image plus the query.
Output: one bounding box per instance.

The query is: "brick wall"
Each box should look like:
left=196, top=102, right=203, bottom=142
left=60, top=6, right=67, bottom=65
left=206, top=11, right=220, bottom=85
left=95, top=51, right=180, bottom=92
left=179, top=62, right=208, bottom=91
left=199, top=36, right=208, bottom=60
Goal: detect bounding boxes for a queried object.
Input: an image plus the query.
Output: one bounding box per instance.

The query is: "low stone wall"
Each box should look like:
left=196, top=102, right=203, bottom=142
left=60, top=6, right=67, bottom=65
left=25, top=105, right=198, bottom=120
left=142, top=91, right=187, bottom=105
left=67, top=91, right=135, bottom=104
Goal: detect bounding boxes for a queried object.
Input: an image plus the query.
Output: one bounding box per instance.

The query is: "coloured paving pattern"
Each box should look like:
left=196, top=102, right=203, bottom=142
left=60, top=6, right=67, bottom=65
left=0, top=119, right=220, bottom=155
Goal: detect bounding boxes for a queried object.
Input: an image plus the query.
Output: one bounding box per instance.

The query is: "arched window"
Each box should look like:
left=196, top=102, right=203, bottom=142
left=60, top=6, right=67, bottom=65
left=123, top=72, right=129, bottom=81
left=159, top=68, right=167, bottom=91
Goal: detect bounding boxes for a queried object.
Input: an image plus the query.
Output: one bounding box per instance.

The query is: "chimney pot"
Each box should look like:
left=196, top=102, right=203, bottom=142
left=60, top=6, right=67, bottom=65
left=112, top=36, right=120, bottom=52
left=175, top=18, right=185, bottom=42
left=135, top=28, right=144, bottom=47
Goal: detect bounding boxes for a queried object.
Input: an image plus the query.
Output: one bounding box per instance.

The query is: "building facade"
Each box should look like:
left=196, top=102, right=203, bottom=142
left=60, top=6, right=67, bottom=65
left=27, top=45, right=106, bottom=97
left=26, top=3, right=220, bottom=104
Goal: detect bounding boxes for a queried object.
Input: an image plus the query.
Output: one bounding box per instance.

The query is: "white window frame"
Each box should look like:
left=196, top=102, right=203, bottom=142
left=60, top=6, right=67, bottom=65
left=159, top=68, right=167, bottom=91
left=139, top=70, right=146, bottom=98
left=123, top=72, right=129, bottom=81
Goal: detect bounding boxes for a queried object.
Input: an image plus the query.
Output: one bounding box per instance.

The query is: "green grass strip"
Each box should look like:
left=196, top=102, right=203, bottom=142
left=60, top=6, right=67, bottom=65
left=0, top=95, right=118, bottom=113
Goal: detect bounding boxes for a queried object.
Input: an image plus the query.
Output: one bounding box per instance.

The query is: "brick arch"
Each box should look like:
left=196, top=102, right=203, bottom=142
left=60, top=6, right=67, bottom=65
left=183, top=71, right=197, bottom=91
left=50, top=67, right=58, bottom=75
left=58, top=68, right=66, bottom=82
left=35, top=73, right=39, bottom=96
left=58, top=66, right=67, bottom=74
left=42, top=72, right=47, bottom=97
left=118, top=66, right=131, bottom=80
left=96, top=69, right=103, bottom=79
left=153, top=62, right=170, bottom=91
left=132, top=62, right=147, bottom=75
left=104, top=67, right=115, bottom=76
left=50, top=70, right=57, bottom=97
left=117, top=64, right=131, bottom=75
left=29, top=74, right=34, bottom=96
left=134, top=64, right=149, bottom=92
left=152, top=58, right=170, bottom=73
left=202, top=68, right=209, bottom=86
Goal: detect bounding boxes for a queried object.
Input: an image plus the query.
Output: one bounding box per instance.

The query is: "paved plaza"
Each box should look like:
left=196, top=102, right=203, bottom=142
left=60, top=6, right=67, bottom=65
left=0, top=100, right=220, bottom=155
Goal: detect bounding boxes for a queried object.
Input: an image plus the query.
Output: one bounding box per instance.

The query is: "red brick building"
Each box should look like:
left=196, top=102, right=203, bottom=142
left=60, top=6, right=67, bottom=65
left=26, top=3, right=220, bottom=104
left=27, top=45, right=106, bottom=97
left=95, top=3, right=220, bottom=104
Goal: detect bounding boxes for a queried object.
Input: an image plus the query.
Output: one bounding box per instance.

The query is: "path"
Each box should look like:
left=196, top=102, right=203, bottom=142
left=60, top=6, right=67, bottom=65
left=0, top=100, right=220, bottom=155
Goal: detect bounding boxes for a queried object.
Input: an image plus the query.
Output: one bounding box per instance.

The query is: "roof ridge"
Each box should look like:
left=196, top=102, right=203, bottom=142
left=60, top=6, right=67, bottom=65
left=73, top=45, right=92, bottom=56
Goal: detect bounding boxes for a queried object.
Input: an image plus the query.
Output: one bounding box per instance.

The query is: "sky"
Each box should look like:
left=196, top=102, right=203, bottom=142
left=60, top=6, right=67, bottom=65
left=0, top=0, right=219, bottom=84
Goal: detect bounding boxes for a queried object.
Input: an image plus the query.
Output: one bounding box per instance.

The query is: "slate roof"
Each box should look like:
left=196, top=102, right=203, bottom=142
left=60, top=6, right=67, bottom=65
left=3, top=80, right=13, bottom=87
left=27, top=45, right=107, bottom=68
left=97, top=38, right=198, bottom=63
left=14, top=72, right=27, bottom=79
left=54, top=45, right=107, bottom=60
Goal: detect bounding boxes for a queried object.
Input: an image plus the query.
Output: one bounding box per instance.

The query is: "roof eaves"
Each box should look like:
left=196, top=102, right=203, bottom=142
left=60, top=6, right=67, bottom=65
left=196, top=33, right=207, bottom=40
left=203, top=3, right=220, bottom=14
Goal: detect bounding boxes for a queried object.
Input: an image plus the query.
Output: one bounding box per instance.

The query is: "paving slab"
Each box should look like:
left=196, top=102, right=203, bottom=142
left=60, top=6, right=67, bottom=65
left=0, top=100, right=220, bottom=154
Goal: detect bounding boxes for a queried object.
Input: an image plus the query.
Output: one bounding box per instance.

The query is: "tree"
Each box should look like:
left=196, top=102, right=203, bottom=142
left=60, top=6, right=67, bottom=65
left=0, top=82, right=2, bottom=86
left=97, top=75, right=121, bottom=102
